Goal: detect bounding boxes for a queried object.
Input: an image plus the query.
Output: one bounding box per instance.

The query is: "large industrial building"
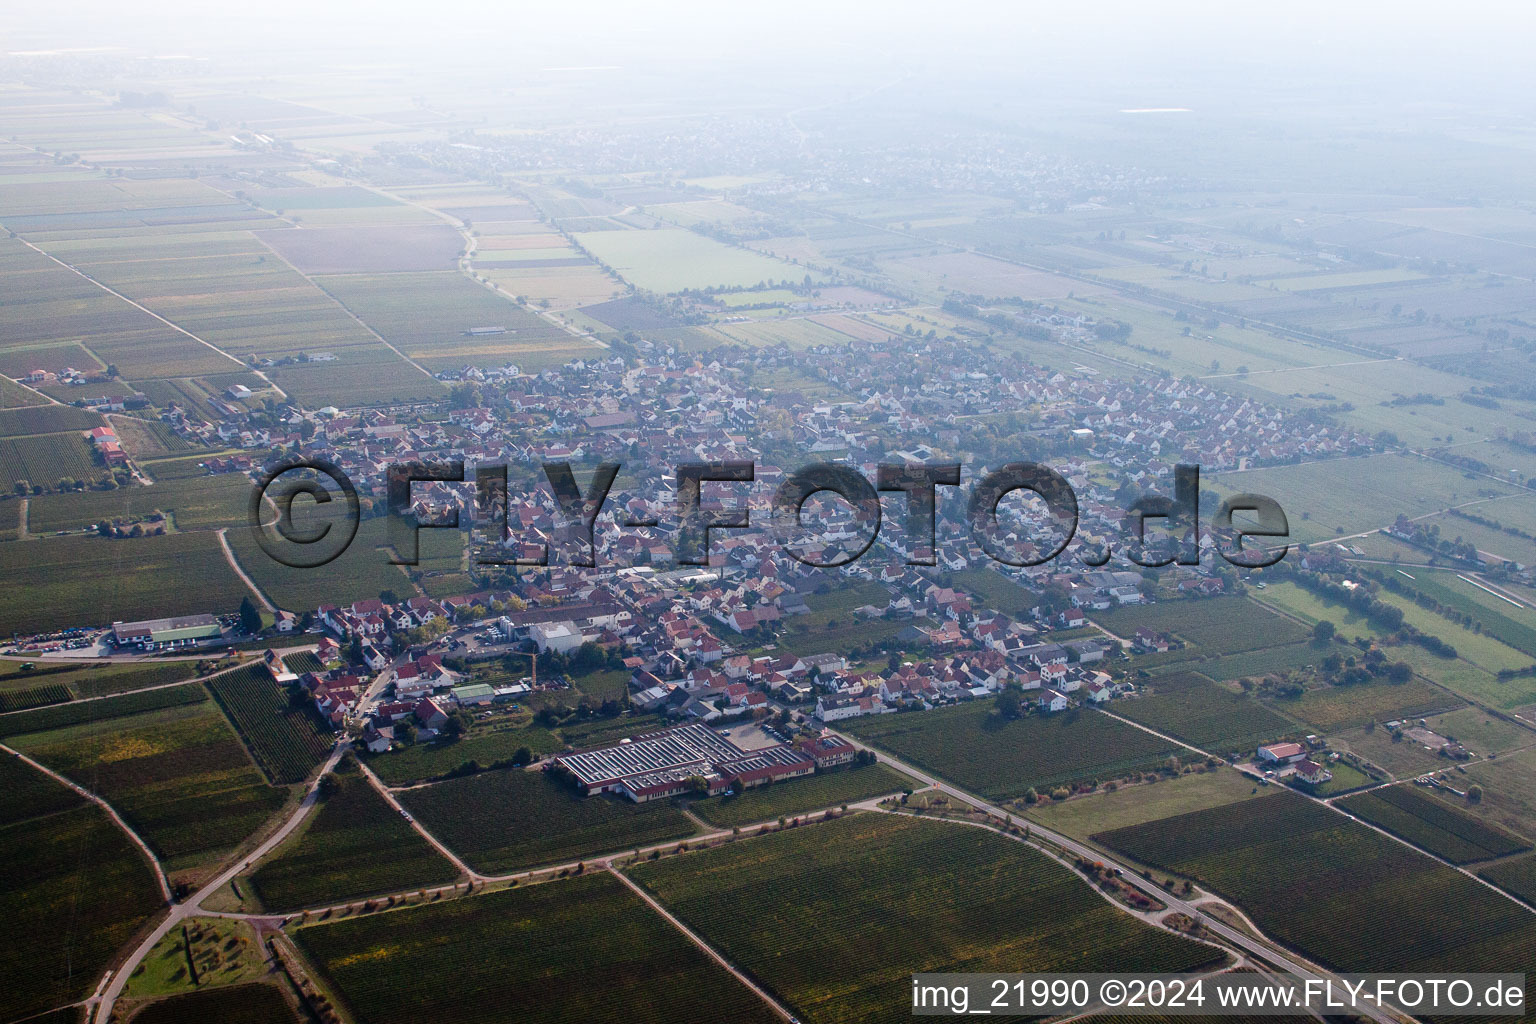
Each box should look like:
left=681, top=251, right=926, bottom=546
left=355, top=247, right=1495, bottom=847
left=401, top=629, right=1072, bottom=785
left=552, top=722, right=815, bottom=802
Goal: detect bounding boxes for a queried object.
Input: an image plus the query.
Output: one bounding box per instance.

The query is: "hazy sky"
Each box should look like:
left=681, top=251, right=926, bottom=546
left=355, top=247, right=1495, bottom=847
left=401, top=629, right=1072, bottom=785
left=5, top=1, right=1533, bottom=111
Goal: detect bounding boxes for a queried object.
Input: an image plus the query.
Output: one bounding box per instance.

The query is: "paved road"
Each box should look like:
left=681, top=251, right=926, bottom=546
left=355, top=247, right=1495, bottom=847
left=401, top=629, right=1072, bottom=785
left=90, top=742, right=349, bottom=1024
left=822, top=725, right=1408, bottom=1024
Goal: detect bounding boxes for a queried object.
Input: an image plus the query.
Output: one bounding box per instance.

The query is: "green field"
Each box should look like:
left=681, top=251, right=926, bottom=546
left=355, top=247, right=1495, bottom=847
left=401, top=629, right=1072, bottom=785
left=0, top=531, right=248, bottom=633
left=295, top=871, right=781, bottom=1024
left=1339, top=783, right=1531, bottom=863
left=689, top=763, right=914, bottom=828
left=126, top=983, right=301, bottom=1024
left=398, top=768, right=696, bottom=874
left=1024, top=768, right=1277, bottom=842
left=247, top=759, right=457, bottom=910
left=1093, top=791, right=1536, bottom=978
left=0, top=762, right=163, bottom=1021
left=631, top=812, right=1224, bottom=1024
left=10, top=700, right=287, bottom=872
left=205, top=664, right=333, bottom=785
left=845, top=702, right=1181, bottom=801
left=1115, top=672, right=1296, bottom=754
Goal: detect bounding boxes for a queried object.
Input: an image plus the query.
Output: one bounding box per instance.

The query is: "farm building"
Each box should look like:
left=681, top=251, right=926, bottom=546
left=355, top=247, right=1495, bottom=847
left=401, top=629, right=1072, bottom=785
left=1258, top=742, right=1306, bottom=764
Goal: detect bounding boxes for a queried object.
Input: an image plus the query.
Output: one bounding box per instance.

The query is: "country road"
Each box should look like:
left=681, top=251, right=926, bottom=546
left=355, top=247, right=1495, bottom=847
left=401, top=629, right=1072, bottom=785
left=822, top=724, right=1408, bottom=1024
left=89, top=742, right=348, bottom=1024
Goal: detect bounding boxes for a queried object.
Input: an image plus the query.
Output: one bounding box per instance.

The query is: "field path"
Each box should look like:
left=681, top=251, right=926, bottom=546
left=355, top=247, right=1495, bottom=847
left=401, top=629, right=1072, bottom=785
left=0, top=740, right=171, bottom=903
left=90, top=741, right=348, bottom=1024
left=609, top=866, right=795, bottom=1021
left=353, top=758, right=480, bottom=881
left=217, top=527, right=276, bottom=612
left=16, top=496, right=27, bottom=540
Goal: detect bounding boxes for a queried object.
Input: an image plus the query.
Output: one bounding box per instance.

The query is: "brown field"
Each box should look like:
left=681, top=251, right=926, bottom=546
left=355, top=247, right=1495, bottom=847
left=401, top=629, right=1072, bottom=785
left=256, top=225, right=464, bottom=274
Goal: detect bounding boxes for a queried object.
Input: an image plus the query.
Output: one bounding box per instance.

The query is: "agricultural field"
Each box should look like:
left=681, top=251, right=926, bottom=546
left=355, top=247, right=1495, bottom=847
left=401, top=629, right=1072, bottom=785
left=844, top=701, right=1182, bottom=801
left=0, top=679, right=207, bottom=738
left=398, top=768, right=696, bottom=873
left=255, top=224, right=464, bottom=274
left=631, top=812, right=1224, bottom=1024
left=0, top=430, right=103, bottom=493
left=315, top=271, right=599, bottom=370
left=0, top=403, right=102, bottom=436
left=1209, top=453, right=1514, bottom=544
left=0, top=752, right=164, bottom=1022
left=1093, top=596, right=1310, bottom=655
left=206, top=664, right=333, bottom=785
left=1114, top=672, right=1297, bottom=754
left=9, top=699, right=288, bottom=874
left=1339, top=783, right=1530, bottom=864
left=127, top=983, right=302, bottom=1024
left=226, top=516, right=412, bottom=613
left=0, top=531, right=249, bottom=634
left=1092, top=791, right=1536, bottom=978
left=573, top=228, right=814, bottom=293
left=1480, top=853, right=1536, bottom=906
left=26, top=473, right=248, bottom=532
left=688, top=763, right=914, bottom=828
left=246, top=759, right=457, bottom=910
left=296, top=871, right=780, bottom=1024
left=1388, top=568, right=1536, bottom=658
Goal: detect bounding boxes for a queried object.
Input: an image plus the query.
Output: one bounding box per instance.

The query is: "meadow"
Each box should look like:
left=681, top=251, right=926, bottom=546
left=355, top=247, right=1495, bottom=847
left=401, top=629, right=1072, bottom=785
left=1276, top=676, right=1461, bottom=731
left=631, top=812, right=1223, bottom=1024
left=844, top=702, right=1181, bottom=801
left=1339, top=783, right=1530, bottom=864
left=1093, top=791, right=1536, bottom=979
left=0, top=680, right=207, bottom=738
left=1025, top=768, right=1276, bottom=842
left=688, top=763, right=914, bottom=828
left=398, top=768, right=696, bottom=873
left=296, top=871, right=781, bottom=1024
left=205, top=663, right=333, bottom=785
left=246, top=759, right=457, bottom=910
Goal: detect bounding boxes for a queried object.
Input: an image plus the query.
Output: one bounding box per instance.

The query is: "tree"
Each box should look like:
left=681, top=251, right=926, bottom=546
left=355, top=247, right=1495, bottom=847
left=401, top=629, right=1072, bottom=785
left=239, top=596, right=262, bottom=636
left=1023, top=786, right=1039, bottom=805
left=1467, top=784, right=1483, bottom=804
left=1312, top=620, right=1336, bottom=643
left=993, top=685, right=1022, bottom=720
